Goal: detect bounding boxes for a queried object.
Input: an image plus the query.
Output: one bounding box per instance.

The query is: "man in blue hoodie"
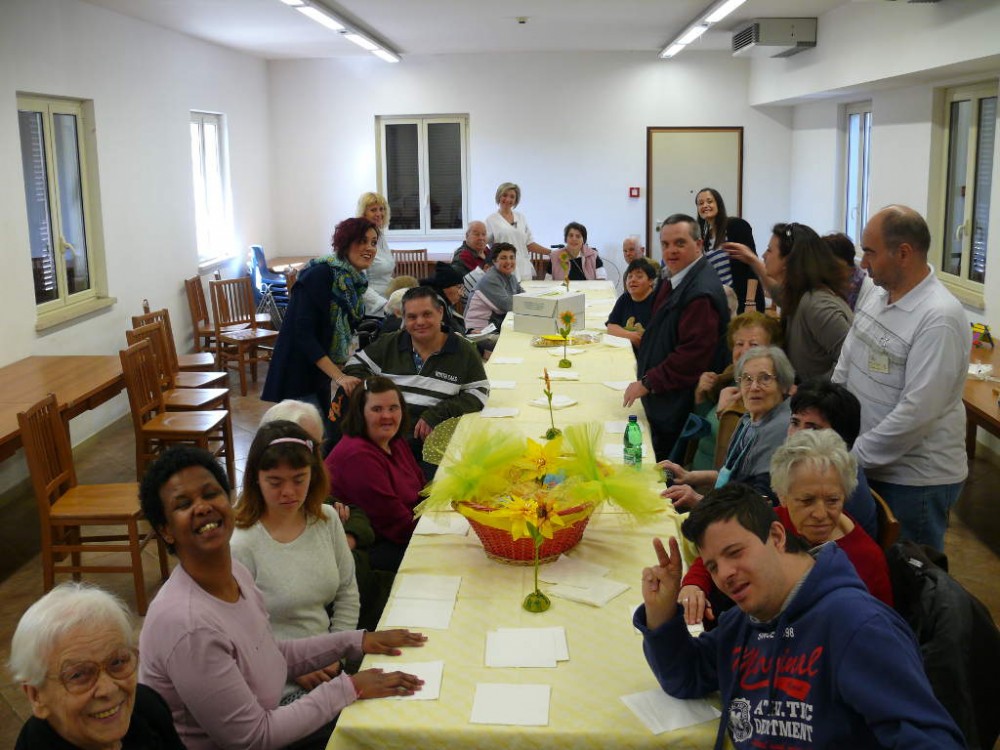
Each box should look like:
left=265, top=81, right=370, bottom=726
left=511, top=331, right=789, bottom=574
left=635, top=483, right=964, bottom=749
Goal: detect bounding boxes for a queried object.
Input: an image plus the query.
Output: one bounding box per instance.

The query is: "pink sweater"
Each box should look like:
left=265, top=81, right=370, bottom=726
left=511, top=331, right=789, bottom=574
left=138, top=561, right=363, bottom=750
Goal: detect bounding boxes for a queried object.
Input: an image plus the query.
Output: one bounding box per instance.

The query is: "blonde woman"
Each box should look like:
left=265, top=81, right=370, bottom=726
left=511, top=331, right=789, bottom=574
left=356, top=192, right=394, bottom=316
left=485, top=182, right=549, bottom=282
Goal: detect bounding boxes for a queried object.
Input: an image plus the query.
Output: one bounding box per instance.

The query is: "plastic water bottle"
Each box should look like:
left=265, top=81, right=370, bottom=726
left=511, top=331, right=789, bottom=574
left=624, top=415, right=643, bottom=467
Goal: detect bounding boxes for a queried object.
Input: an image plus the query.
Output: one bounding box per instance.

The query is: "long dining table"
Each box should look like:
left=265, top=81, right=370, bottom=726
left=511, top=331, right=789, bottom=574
left=328, top=280, right=720, bottom=750
left=0, top=355, right=125, bottom=463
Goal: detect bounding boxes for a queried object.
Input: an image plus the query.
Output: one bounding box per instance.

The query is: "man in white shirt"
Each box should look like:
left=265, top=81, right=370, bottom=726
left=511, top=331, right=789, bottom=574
left=833, top=205, right=970, bottom=551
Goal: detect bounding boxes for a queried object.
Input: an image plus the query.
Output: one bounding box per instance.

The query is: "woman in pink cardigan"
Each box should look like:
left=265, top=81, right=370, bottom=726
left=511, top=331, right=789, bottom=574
left=550, top=221, right=605, bottom=281
left=137, top=446, right=425, bottom=750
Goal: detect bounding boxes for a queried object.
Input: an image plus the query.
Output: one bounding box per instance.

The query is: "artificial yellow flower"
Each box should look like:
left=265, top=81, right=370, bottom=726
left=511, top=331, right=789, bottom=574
left=558, top=309, right=577, bottom=329
left=534, top=498, right=568, bottom=539
left=493, top=495, right=539, bottom=540
left=543, top=367, right=552, bottom=393
left=514, top=435, right=564, bottom=480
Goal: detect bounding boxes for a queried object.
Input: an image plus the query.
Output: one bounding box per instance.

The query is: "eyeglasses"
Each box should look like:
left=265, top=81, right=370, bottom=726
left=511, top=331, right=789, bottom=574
left=738, top=372, right=777, bottom=388
left=49, top=647, right=138, bottom=694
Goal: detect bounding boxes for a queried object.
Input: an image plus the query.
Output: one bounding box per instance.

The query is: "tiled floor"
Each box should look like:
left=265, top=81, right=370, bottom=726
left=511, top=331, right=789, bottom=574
left=0, top=368, right=998, bottom=747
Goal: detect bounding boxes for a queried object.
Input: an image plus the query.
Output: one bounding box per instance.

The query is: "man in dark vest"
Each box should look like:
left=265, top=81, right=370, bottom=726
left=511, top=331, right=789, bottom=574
left=624, top=213, right=730, bottom=461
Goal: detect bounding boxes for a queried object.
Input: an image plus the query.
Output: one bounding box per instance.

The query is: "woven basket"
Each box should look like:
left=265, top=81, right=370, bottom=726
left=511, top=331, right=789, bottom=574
left=453, top=500, right=594, bottom=565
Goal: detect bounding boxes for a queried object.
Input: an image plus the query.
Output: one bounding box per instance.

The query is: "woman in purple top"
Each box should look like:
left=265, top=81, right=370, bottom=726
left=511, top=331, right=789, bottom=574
left=137, top=446, right=425, bottom=750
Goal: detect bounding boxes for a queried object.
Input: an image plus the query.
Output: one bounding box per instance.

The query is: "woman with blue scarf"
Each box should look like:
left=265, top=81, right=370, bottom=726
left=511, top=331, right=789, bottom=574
left=262, top=217, right=377, bottom=440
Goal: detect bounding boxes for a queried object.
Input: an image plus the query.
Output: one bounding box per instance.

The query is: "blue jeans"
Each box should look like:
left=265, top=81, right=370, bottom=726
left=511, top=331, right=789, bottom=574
left=867, top=479, right=963, bottom=552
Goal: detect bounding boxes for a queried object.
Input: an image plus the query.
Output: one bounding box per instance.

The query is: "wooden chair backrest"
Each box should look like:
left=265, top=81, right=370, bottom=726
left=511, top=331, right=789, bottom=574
left=132, top=309, right=180, bottom=374
left=210, top=277, right=257, bottom=331
left=391, top=249, right=429, bottom=279
left=871, top=488, right=901, bottom=551
left=185, top=276, right=210, bottom=328
left=529, top=249, right=548, bottom=280
left=16, top=393, right=76, bottom=520
left=126, top=322, right=176, bottom=391
left=120, top=340, right=167, bottom=429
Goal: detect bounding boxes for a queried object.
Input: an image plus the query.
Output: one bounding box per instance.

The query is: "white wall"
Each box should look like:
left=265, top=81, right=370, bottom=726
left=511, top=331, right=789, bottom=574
left=0, top=0, right=271, bottom=491
left=267, top=51, right=794, bottom=275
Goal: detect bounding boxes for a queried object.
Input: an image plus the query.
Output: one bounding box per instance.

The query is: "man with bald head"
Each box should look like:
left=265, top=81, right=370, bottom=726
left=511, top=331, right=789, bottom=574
left=833, top=205, right=970, bottom=551
left=453, top=221, right=490, bottom=272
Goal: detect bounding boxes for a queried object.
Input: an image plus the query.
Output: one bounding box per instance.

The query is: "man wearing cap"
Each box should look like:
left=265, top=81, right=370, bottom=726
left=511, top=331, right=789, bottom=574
left=420, top=262, right=466, bottom=333
left=344, top=286, right=489, bottom=445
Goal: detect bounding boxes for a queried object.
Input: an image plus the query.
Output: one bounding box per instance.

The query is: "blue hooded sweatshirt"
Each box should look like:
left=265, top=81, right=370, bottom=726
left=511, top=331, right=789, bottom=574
left=635, top=543, right=965, bottom=749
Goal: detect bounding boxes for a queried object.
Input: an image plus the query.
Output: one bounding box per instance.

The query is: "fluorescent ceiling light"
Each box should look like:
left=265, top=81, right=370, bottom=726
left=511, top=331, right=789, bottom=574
left=705, top=0, right=747, bottom=25
left=677, top=24, right=708, bottom=45
left=372, top=49, right=400, bottom=63
left=659, top=0, right=747, bottom=60
left=660, top=43, right=686, bottom=59
left=296, top=5, right=345, bottom=32
left=343, top=32, right=379, bottom=51
left=279, top=0, right=304, bottom=6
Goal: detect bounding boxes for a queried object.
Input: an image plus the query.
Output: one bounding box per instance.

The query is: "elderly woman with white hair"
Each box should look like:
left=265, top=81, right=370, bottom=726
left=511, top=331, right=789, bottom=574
left=676, top=430, right=893, bottom=627
left=9, top=582, right=184, bottom=749
left=660, top=345, right=795, bottom=510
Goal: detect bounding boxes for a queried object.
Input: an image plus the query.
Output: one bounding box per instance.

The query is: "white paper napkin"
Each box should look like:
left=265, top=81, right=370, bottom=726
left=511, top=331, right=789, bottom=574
left=485, top=629, right=558, bottom=668
left=479, top=407, right=520, bottom=418
left=603, top=380, right=633, bottom=391
left=497, top=626, right=569, bottom=661
left=544, top=370, right=579, bottom=381
left=538, top=556, right=610, bottom=588
left=620, top=688, right=720, bottom=734
left=491, top=356, right=524, bottom=365
left=382, top=598, right=455, bottom=630
left=489, top=380, right=517, bottom=389
left=470, top=684, right=550, bottom=726
left=394, top=574, right=461, bottom=600
left=549, top=348, right=584, bottom=357
left=530, top=394, right=577, bottom=409
left=368, top=660, right=444, bottom=701
left=413, top=514, right=470, bottom=536
left=547, top=577, right=630, bottom=607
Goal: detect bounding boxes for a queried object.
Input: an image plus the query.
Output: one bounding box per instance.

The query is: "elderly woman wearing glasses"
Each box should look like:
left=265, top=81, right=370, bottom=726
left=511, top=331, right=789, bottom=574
left=659, top=345, right=794, bottom=510
left=9, top=582, right=184, bottom=750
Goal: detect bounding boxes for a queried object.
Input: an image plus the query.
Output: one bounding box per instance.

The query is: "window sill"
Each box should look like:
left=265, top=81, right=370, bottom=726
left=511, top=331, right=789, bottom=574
left=198, top=255, right=239, bottom=275
left=939, top=277, right=984, bottom=310
left=35, top=296, right=117, bottom=332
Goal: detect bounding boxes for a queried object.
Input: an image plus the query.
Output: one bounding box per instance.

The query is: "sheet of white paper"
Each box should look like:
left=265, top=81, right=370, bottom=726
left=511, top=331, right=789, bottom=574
left=368, top=660, right=444, bottom=701
left=604, top=443, right=625, bottom=460
left=470, top=683, right=551, bottom=726
left=547, top=577, right=630, bottom=607
left=539, top=556, right=610, bottom=588
left=383, top=598, right=455, bottom=629
left=479, top=407, right=520, bottom=418
left=489, top=380, right=517, bottom=389
left=394, top=574, right=461, bottom=600
left=605, top=419, right=628, bottom=434
left=490, top=356, right=524, bottom=365
left=603, top=380, right=633, bottom=391
left=620, top=688, right=720, bottom=735
left=498, top=626, right=569, bottom=661
left=530, top=395, right=577, bottom=409
left=485, top=629, right=557, bottom=668
left=603, top=335, right=633, bottom=348
left=549, top=347, right=584, bottom=357
left=544, top=370, right=579, bottom=381
left=413, top=513, right=470, bottom=536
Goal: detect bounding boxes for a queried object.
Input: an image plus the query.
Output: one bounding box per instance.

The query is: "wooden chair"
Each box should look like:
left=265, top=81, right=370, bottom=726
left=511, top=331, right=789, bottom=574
left=185, top=275, right=220, bottom=353
left=16, top=394, right=168, bottom=615
left=529, top=249, right=549, bottom=280
left=119, top=340, right=236, bottom=486
left=133, top=308, right=215, bottom=371
left=130, top=312, right=228, bottom=390
left=125, top=323, right=230, bottom=413
left=392, top=248, right=429, bottom=279
left=209, top=277, right=279, bottom=396
left=871, top=488, right=902, bottom=551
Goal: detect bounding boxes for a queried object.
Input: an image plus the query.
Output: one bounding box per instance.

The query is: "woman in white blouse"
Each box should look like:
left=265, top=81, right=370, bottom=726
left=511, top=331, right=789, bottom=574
left=356, top=191, right=393, bottom=316
left=485, top=182, right=549, bottom=282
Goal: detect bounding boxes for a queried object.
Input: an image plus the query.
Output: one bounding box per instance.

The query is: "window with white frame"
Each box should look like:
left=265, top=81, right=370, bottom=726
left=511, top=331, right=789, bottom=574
left=377, top=115, right=468, bottom=236
left=938, top=82, right=996, bottom=301
left=843, top=101, right=872, bottom=247
left=17, top=94, right=109, bottom=325
left=190, top=111, right=234, bottom=265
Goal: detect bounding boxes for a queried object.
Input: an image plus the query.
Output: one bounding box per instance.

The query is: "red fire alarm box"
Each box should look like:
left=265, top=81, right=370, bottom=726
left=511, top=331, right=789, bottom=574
left=629, top=187, right=640, bottom=198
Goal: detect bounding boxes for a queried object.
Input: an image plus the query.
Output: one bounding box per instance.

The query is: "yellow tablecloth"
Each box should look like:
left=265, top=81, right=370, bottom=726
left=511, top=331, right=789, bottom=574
left=329, top=281, right=720, bottom=750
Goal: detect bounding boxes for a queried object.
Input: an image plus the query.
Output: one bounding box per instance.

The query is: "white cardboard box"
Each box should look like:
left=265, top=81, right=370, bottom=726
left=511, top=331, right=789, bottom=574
left=512, top=290, right=586, bottom=335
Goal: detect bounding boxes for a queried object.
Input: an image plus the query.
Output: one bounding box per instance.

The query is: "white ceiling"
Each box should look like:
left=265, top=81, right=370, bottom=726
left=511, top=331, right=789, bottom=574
left=79, top=0, right=855, bottom=60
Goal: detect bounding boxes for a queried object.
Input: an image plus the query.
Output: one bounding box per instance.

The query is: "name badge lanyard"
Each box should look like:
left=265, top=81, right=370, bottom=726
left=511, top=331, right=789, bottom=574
left=715, top=420, right=757, bottom=489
